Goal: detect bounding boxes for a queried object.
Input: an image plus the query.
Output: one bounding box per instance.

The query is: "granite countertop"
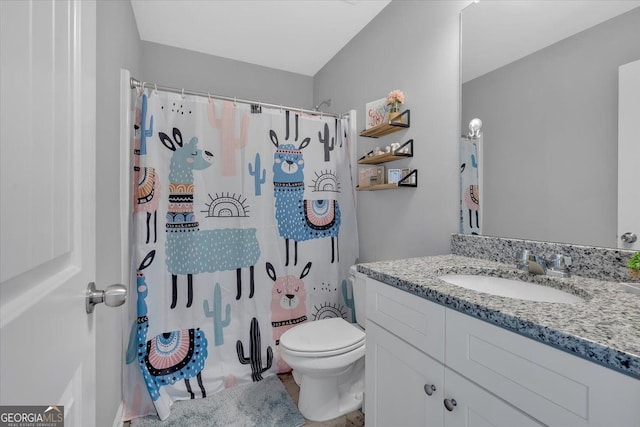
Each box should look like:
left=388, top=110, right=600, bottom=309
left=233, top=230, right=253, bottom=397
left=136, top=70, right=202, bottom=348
left=357, top=254, right=640, bottom=380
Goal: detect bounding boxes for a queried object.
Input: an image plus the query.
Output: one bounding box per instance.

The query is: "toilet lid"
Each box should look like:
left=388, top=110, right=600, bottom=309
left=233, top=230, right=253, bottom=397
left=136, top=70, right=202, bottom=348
left=280, top=317, right=365, bottom=357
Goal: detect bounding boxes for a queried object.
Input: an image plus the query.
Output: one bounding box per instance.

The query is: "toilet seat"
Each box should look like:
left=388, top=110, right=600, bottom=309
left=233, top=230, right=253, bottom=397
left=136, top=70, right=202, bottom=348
left=280, top=317, right=365, bottom=357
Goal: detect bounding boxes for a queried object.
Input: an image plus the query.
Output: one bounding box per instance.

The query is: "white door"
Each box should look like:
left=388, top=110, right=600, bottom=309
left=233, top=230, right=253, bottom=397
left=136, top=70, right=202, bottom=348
left=1, top=1, right=97, bottom=425
left=618, top=59, right=640, bottom=250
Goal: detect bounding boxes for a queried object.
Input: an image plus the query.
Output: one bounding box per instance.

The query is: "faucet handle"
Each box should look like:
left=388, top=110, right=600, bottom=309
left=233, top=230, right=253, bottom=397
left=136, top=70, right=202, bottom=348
left=515, top=249, right=531, bottom=270
left=547, top=254, right=572, bottom=278
left=515, top=249, right=533, bottom=261
left=548, top=254, right=572, bottom=268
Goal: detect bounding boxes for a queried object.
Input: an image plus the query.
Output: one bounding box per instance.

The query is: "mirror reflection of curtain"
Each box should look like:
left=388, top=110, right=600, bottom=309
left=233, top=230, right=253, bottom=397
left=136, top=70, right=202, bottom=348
left=460, top=136, right=481, bottom=235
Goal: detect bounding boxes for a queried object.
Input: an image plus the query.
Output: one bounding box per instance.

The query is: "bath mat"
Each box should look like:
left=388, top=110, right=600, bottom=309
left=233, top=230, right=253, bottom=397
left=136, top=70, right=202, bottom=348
left=130, top=375, right=305, bottom=427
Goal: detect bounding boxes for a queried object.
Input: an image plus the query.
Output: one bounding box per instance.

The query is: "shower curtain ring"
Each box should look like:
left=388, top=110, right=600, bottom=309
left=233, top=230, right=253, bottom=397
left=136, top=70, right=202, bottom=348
left=181, top=88, right=185, bottom=99
left=234, top=97, right=237, bottom=107
left=207, top=93, right=212, bottom=103
left=139, top=81, right=146, bottom=96
left=153, top=83, right=158, bottom=95
left=280, top=104, right=283, bottom=113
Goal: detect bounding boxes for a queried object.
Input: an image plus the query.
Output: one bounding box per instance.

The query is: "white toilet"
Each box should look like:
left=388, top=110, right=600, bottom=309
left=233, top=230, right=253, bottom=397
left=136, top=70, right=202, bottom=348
left=279, top=266, right=367, bottom=422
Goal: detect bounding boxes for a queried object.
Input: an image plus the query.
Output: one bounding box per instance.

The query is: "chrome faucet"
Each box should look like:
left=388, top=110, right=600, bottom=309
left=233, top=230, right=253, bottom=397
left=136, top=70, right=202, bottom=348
left=546, top=254, right=572, bottom=278
left=515, top=250, right=572, bottom=278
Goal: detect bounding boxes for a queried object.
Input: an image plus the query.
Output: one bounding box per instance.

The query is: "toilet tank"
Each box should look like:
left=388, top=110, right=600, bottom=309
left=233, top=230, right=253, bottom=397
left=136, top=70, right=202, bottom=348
left=349, top=265, right=367, bottom=329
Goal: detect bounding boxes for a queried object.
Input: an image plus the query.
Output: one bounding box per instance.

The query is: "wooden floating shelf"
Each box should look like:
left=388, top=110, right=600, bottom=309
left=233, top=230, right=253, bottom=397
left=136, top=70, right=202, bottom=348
left=359, top=139, right=413, bottom=165
left=356, top=170, right=418, bottom=191
left=357, top=183, right=410, bottom=191
left=359, top=153, right=409, bottom=164
left=359, top=110, right=410, bottom=138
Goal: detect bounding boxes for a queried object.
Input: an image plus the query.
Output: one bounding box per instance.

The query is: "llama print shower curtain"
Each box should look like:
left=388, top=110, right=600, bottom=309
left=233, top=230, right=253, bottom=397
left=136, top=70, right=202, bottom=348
left=123, top=89, right=359, bottom=421
left=460, top=136, right=481, bottom=235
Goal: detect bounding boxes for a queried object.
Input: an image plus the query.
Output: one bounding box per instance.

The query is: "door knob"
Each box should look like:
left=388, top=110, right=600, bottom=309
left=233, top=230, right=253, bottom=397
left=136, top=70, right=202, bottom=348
left=621, top=232, right=637, bottom=244
left=86, top=282, right=127, bottom=313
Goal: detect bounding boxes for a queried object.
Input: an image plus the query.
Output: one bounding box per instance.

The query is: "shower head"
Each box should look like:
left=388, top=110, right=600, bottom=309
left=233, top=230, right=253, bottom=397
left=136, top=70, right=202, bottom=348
left=313, top=99, right=332, bottom=112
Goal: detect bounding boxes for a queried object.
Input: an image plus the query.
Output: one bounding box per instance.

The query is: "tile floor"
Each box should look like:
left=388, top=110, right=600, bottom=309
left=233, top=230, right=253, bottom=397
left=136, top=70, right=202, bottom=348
left=123, top=373, right=365, bottom=426
left=277, top=373, right=365, bottom=427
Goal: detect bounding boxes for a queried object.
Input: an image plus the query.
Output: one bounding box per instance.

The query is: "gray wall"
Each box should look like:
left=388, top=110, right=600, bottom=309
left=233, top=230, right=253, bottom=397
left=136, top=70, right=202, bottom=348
left=96, top=1, right=140, bottom=426
left=139, top=41, right=313, bottom=108
left=314, top=1, right=466, bottom=262
left=462, top=7, right=640, bottom=248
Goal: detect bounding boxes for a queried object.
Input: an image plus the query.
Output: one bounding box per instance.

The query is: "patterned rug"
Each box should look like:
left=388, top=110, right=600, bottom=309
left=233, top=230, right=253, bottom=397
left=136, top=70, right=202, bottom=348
left=130, top=375, right=305, bottom=427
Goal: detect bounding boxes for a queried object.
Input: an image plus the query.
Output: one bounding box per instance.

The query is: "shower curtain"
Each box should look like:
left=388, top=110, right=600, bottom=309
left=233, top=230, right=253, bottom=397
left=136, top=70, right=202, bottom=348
left=460, top=136, right=481, bottom=235
left=123, top=89, right=359, bottom=421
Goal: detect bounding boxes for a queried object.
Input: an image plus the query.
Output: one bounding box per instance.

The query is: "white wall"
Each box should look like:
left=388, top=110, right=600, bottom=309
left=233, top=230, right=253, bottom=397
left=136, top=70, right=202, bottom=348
left=96, top=2, right=141, bottom=426
left=139, top=41, right=313, bottom=108
left=314, top=1, right=468, bottom=262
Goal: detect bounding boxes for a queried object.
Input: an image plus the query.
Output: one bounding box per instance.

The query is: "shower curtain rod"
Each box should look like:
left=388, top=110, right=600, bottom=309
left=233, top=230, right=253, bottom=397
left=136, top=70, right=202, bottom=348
left=130, top=77, right=345, bottom=119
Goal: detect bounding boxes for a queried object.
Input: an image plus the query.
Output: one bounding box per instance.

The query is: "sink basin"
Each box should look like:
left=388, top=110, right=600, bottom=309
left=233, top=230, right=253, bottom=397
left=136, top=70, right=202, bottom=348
left=438, top=274, right=583, bottom=303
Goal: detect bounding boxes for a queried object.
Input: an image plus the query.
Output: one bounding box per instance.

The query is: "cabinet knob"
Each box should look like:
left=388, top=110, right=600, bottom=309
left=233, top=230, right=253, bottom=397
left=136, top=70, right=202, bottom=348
left=444, top=398, right=457, bottom=412
left=423, top=384, right=436, bottom=396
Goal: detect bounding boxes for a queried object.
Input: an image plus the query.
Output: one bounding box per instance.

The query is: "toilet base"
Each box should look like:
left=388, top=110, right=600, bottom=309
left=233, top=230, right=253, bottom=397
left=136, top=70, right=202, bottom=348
left=296, top=358, right=364, bottom=422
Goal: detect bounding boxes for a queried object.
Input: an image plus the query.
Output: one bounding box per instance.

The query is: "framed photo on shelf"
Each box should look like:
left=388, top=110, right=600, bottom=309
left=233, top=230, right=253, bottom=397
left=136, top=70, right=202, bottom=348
left=365, top=98, right=389, bottom=129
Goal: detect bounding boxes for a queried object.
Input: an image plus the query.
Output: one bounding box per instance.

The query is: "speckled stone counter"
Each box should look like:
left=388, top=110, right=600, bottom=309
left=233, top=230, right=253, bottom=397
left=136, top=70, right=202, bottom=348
left=357, top=254, right=640, bottom=380
left=451, top=233, right=639, bottom=283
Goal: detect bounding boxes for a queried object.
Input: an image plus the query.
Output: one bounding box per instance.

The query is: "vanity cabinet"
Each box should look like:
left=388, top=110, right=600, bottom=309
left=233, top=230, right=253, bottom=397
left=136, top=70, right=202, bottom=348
left=366, top=322, right=444, bottom=426
left=366, top=322, right=542, bottom=427
left=365, top=277, right=640, bottom=427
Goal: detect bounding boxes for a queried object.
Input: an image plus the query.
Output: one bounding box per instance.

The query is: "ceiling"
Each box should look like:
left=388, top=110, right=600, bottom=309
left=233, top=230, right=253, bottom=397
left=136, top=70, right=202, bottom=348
left=130, top=0, right=392, bottom=77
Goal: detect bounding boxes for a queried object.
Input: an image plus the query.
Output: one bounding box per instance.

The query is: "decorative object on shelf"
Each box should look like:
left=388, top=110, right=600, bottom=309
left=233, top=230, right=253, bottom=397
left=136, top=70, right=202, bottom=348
left=388, top=168, right=402, bottom=184
left=356, top=170, right=417, bottom=191
left=358, top=165, right=386, bottom=188
left=365, top=98, right=389, bottom=129
left=359, top=109, right=410, bottom=138
left=358, top=139, right=414, bottom=165
left=356, top=138, right=417, bottom=191
left=386, top=89, right=405, bottom=120
left=628, top=252, right=640, bottom=279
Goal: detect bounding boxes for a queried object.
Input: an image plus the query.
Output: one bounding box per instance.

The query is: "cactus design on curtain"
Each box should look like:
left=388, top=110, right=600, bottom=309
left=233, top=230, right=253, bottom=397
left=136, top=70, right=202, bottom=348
left=123, top=90, right=359, bottom=422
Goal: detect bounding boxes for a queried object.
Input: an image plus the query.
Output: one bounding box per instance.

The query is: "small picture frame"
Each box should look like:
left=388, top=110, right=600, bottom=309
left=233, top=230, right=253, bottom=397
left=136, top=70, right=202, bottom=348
left=387, top=168, right=402, bottom=184
left=359, top=165, right=386, bottom=187
left=401, top=168, right=415, bottom=185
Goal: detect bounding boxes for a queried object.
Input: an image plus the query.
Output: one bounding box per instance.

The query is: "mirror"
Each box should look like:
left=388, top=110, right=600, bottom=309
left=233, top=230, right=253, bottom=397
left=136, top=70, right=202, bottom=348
left=461, top=1, right=640, bottom=248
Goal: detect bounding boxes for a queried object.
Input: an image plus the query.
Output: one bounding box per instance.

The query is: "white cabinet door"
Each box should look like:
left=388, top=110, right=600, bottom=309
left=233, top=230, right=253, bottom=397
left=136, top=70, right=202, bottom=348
left=0, top=1, right=97, bottom=425
left=366, top=277, right=445, bottom=362
left=366, top=321, right=444, bottom=427
left=618, top=59, right=640, bottom=250
left=444, top=369, right=543, bottom=427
